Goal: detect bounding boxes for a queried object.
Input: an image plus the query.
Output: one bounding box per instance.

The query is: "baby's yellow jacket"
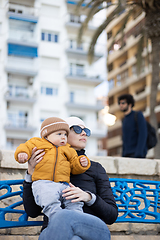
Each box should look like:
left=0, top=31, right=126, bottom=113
left=14, top=137, right=90, bottom=182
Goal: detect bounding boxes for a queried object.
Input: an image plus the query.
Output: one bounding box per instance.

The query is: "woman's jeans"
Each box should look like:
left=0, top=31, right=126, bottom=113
left=39, top=209, right=111, bottom=240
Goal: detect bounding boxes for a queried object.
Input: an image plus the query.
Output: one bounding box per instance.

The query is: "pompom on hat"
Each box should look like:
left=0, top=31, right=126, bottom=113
left=65, top=116, right=86, bottom=128
left=40, top=117, right=70, bottom=138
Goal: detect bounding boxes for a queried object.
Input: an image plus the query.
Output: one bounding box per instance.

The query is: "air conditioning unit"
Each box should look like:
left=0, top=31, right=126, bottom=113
left=28, top=78, right=33, bottom=85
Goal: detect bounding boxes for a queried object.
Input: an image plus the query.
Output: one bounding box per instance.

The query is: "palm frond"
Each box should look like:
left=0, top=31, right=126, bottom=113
left=119, top=7, right=136, bottom=48
left=83, top=0, right=95, bottom=10
left=75, top=0, right=85, bottom=15
left=88, top=4, right=125, bottom=64
left=147, top=0, right=156, bottom=11
left=108, top=8, right=134, bottom=51
left=77, top=1, right=105, bottom=44
left=136, top=33, right=144, bottom=74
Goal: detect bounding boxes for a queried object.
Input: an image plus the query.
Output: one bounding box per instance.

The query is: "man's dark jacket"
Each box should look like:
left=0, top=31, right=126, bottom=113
left=122, top=110, right=148, bottom=158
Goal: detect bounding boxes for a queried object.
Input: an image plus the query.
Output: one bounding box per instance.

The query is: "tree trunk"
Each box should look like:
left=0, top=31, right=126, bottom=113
left=150, top=36, right=160, bottom=159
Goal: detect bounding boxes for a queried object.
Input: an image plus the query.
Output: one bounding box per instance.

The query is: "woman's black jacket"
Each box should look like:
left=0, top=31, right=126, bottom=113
left=23, top=149, right=118, bottom=231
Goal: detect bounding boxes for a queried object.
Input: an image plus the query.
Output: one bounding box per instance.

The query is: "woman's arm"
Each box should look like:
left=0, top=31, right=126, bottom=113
left=88, top=163, right=118, bottom=224
left=23, top=180, right=42, bottom=217
left=62, top=162, right=118, bottom=225
left=23, top=147, right=45, bottom=217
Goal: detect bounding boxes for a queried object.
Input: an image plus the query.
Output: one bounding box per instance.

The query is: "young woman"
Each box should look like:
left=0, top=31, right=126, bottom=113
left=23, top=117, right=118, bottom=240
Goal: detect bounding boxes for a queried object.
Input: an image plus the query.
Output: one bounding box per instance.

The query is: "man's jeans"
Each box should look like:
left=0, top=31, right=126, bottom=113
left=39, top=209, right=111, bottom=240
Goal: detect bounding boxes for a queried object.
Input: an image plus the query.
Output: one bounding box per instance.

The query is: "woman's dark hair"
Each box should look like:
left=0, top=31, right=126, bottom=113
left=118, top=94, right=135, bottom=107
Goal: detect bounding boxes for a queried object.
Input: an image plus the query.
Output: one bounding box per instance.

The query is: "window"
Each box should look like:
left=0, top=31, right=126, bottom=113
left=41, top=86, right=58, bottom=96
left=8, top=111, right=28, bottom=127
left=8, top=85, right=28, bottom=97
left=107, top=31, right=112, bottom=40
left=40, top=118, right=45, bottom=123
left=9, top=8, right=15, bottom=12
left=46, top=87, right=53, bottom=95
left=69, top=40, right=83, bottom=50
left=69, top=63, right=85, bottom=76
left=108, top=79, right=114, bottom=90
left=108, top=63, right=113, bottom=72
left=76, top=64, right=84, bottom=75
left=41, top=32, right=59, bottom=43
left=41, top=32, right=45, bottom=41
left=9, top=8, right=23, bottom=14
left=70, top=14, right=81, bottom=23
left=7, top=138, right=27, bottom=150
left=70, top=92, right=74, bottom=103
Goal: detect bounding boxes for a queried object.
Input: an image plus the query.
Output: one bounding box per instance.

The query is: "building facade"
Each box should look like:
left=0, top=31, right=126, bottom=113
left=0, top=0, right=106, bottom=156
left=106, top=1, right=160, bottom=158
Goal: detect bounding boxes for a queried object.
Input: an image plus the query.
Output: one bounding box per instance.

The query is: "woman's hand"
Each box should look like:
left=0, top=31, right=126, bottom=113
left=28, top=147, right=45, bottom=175
left=62, top=183, right=92, bottom=203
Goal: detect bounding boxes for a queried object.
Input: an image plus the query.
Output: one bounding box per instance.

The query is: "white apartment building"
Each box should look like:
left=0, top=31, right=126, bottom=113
left=0, top=0, right=106, bottom=156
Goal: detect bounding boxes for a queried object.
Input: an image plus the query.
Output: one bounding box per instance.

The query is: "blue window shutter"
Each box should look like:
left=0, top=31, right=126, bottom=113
left=46, top=88, right=53, bottom=95
left=41, top=32, right=45, bottom=41
left=8, top=43, right=38, bottom=57
left=54, top=35, right=58, bottom=43
left=48, top=34, right=51, bottom=42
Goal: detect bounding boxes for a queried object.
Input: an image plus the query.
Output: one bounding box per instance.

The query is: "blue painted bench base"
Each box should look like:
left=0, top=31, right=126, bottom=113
left=0, top=178, right=160, bottom=229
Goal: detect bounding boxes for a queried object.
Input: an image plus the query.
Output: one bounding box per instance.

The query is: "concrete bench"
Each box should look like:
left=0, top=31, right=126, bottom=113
left=0, top=178, right=160, bottom=229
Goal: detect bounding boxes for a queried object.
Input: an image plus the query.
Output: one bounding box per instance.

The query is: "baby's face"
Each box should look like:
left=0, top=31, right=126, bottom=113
left=47, top=130, right=67, bottom=147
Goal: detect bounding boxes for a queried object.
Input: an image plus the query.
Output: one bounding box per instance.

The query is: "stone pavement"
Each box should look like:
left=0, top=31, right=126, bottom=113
left=0, top=235, right=159, bottom=240
left=112, top=235, right=160, bottom=240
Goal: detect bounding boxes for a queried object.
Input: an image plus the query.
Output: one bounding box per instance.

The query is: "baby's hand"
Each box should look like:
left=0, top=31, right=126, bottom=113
left=80, top=156, right=88, bottom=167
left=18, top=153, right=28, bottom=163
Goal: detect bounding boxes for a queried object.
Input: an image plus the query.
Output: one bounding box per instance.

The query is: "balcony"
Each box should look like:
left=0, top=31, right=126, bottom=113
left=5, top=56, right=38, bottom=77
left=8, top=3, right=38, bottom=23
left=7, top=5, right=38, bottom=58
left=8, top=40, right=38, bottom=58
left=108, top=56, right=136, bottom=80
left=108, top=65, right=152, bottom=97
left=65, top=102, right=104, bottom=111
left=107, top=12, right=145, bottom=45
left=107, top=35, right=141, bottom=64
left=4, top=86, right=36, bottom=104
left=66, top=66, right=103, bottom=86
left=8, top=27, right=37, bottom=44
left=65, top=13, right=102, bottom=33
left=4, top=115, right=36, bottom=133
left=109, top=103, right=119, bottom=114
left=107, top=135, right=122, bottom=149
left=90, top=122, right=107, bottom=138
left=134, top=86, right=150, bottom=102
left=66, top=1, right=91, bottom=7
left=65, top=40, right=103, bottom=61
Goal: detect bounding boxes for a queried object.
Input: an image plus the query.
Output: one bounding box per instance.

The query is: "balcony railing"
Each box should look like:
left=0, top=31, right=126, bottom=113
left=65, top=67, right=103, bottom=85
left=5, top=86, right=36, bottom=104
left=65, top=13, right=103, bottom=30
left=8, top=29, right=37, bottom=44
left=5, top=56, right=38, bottom=76
left=8, top=3, right=38, bottom=19
left=4, top=115, right=36, bottom=132
left=65, top=102, right=104, bottom=111
left=65, top=40, right=104, bottom=60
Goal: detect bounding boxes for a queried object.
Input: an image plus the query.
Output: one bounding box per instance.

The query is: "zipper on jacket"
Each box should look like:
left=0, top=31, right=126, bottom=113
left=44, top=137, right=58, bottom=181
left=53, top=146, right=58, bottom=181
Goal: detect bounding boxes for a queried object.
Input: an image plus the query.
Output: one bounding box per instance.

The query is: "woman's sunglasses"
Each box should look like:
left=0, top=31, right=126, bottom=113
left=71, top=125, right=91, bottom=137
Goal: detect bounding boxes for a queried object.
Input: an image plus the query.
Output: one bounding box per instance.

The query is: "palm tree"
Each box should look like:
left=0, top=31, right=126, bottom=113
left=77, top=0, right=160, bottom=158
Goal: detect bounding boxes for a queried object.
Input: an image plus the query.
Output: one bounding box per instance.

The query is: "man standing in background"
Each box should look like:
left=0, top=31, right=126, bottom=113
left=118, top=94, right=148, bottom=158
